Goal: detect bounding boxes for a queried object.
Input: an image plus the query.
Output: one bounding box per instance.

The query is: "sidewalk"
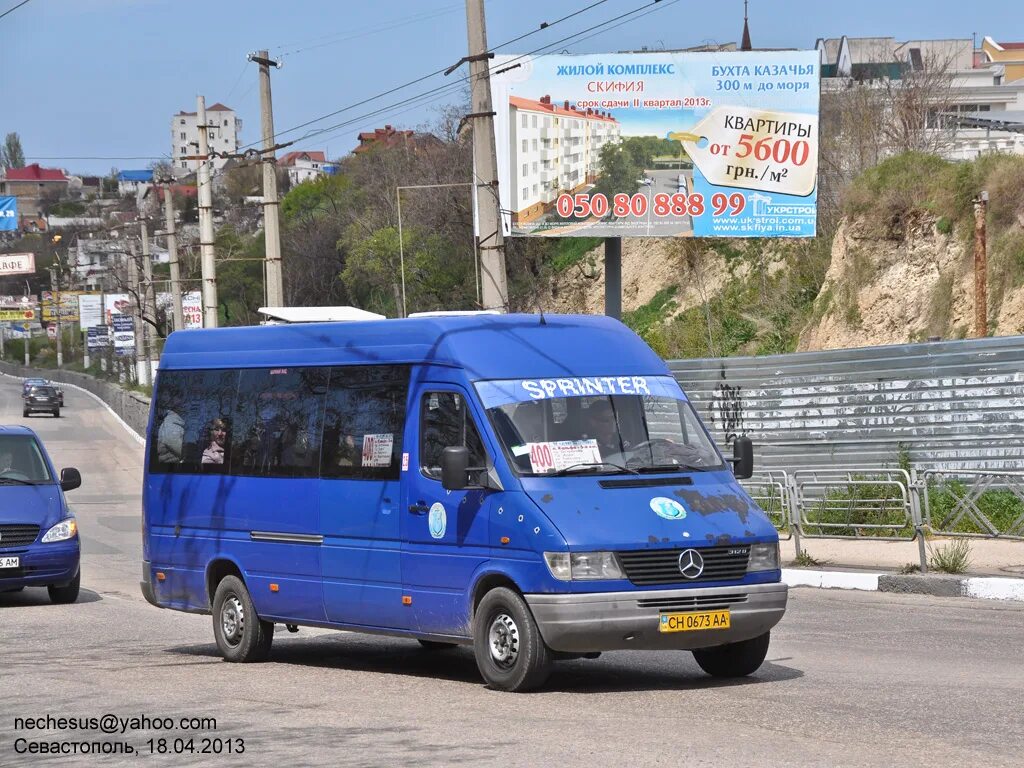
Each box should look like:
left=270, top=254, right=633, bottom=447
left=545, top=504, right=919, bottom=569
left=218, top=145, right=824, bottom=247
left=780, top=536, right=1024, bottom=602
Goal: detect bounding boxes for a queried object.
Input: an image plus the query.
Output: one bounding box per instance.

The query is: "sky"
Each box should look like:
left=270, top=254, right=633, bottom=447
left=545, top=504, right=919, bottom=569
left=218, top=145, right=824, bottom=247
left=2, top=0, right=1023, bottom=175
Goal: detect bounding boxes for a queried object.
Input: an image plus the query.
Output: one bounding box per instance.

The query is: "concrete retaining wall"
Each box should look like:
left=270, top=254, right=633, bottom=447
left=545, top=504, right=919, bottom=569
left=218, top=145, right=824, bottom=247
left=0, top=361, right=150, bottom=438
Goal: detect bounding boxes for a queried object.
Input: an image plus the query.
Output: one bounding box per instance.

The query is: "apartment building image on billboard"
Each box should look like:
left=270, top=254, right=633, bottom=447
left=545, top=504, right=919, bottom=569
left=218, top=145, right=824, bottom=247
left=508, top=95, right=621, bottom=224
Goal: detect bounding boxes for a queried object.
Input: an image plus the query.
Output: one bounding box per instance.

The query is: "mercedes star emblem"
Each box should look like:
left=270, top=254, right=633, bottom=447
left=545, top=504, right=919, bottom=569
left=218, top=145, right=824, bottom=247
left=678, top=548, right=704, bottom=579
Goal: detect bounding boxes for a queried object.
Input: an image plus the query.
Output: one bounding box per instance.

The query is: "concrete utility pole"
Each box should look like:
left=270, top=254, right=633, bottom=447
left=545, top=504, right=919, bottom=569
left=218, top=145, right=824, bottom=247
left=141, top=220, right=156, bottom=373
left=604, top=238, right=622, bottom=320
left=465, top=0, right=509, bottom=311
left=128, top=241, right=150, bottom=387
left=196, top=96, right=219, bottom=328
left=162, top=182, right=184, bottom=332
left=250, top=50, right=284, bottom=307
left=50, top=266, right=63, bottom=368
left=973, top=191, right=988, bottom=338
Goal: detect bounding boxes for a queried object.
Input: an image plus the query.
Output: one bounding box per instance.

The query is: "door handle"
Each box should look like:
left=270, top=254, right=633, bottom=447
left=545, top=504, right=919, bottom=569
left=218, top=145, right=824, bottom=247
left=408, top=502, right=429, bottom=515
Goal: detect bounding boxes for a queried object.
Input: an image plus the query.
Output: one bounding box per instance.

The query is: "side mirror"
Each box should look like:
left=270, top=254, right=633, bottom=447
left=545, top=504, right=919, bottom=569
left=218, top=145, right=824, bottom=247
left=441, top=446, right=470, bottom=491
left=60, top=467, right=82, bottom=492
left=731, top=437, right=754, bottom=480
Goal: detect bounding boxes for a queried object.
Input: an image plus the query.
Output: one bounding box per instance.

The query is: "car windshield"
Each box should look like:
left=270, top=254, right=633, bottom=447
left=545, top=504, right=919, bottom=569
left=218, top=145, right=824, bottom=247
left=30, top=387, right=56, bottom=397
left=0, top=435, right=53, bottom=484
left=479, top=376, right=724, bottom=476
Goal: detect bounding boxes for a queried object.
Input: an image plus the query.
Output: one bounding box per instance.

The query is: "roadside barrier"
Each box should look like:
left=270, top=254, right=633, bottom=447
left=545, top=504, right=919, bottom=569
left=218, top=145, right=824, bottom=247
left=740, top=467, right=1024, bottom=572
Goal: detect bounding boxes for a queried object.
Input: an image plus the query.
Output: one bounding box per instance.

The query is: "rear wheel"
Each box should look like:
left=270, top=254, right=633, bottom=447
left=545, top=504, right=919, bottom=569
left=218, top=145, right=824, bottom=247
left=48, top=570, right=80, bottom=604
left=212, top=575, right=274, bottom=662
left=692, top=631, right=770, bottom=678
left=472, top=587, right=551, bottom=692
left=53, top=409, right=60, bottom=418
left=22, top=409, right=28, bottom=417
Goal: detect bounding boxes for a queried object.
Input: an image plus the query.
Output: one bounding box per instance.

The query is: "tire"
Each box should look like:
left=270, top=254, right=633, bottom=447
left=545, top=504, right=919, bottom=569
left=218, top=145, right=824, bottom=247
left=22, top=410, right=29, bottom=418
left=212, top=575, right=274, bottom=662
left=692, top=631, right=770, bottom=678
left=472, top=587, right=551, bottom=692
left=53, top=409, right=60, bottom=418
left=417, top=639, right=458, bottom=650
left=48, top=570, right=81, bottom=604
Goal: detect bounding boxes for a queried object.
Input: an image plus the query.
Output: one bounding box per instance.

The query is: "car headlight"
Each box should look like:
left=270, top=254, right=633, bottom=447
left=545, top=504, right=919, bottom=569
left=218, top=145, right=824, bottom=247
left=41, top=518, right=78, bottom=543
left=747, top=541, right=780, bottom=572
left=544, top=551, right=624, bottom=581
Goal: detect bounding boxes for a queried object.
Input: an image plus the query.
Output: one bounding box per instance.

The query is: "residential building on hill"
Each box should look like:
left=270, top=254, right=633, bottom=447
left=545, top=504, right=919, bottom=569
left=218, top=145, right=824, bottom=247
left=171, top=102, right=241, bottom=173
left=352, top=124, right=441, bottom=154
left=278, top=151, right=337, bottom=185
left=0, top=164, right=70, bottom=229
left=118, top=169, right=153, bottom=196
left=507, top=95, right=621, bottom=224
left=981, top=37, right=1024, bottom=84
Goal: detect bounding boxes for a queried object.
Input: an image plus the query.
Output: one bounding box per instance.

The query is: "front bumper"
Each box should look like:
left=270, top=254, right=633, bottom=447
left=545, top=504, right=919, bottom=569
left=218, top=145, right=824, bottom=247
left=526, top=582, right=787, bottom=653
left=0, top=541, right=79, bottom=589
left=24, top=401, right=59, bottom=412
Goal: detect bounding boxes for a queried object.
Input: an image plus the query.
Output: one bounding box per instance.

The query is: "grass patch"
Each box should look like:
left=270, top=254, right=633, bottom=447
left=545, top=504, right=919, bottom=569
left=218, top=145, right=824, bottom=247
left=927, top=539, right=972, bottom=574
left=792, top=550, right=824, bottom=567
left=548, top=237, right=602, bottom=272
left=925, top=482, right=1024, bottom=535
left=897, top=562, right=921, bottom=575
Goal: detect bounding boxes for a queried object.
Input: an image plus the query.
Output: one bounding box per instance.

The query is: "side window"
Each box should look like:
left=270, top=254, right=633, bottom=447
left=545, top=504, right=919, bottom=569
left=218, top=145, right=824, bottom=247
left=150, top=369, right=238, bottom=474
left=420, top=391, right=486, bottom=480
left=321, top=366, right=409, bottom=480
left=230, top=367, right=327, bottom=478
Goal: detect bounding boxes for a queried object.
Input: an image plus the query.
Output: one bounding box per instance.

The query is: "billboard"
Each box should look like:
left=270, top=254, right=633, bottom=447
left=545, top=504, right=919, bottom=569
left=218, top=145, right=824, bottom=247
left=156, top=290, right=203, bottom=329
left=41, top=290, right=89, bottom=323
left=0, top=197, right=16, bottom=232
left=0, top=308, right=36, bottom=322
left=112, top=314, right=135, bottom=356
left=491, top=51, right=820, bottom=238
left=78, top=293, right=104, bottom=329
left=87, top=325, right=109, bottom=349
left=0, top=252, right=35, bottom=275
left=104, top=293, right=131, bottom=325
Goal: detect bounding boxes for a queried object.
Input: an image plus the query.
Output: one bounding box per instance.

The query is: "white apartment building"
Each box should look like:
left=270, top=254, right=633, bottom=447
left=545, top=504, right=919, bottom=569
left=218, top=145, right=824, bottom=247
left=171, top=103, right=242, bottom=173
left=508, top=95, right=620, bottom=223
left=278, top=151, right=336, bottom=186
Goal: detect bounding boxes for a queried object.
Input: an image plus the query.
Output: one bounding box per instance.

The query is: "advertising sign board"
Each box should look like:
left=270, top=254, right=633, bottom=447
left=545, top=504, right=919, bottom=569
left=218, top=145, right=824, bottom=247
left=0, top=197, right=17, bottom=233
left=156, top=290, right=203, bottom=330
left=87, top=325, right=110, bottom=349
left=112, top=314, right=135, bottom=356
left=104, top=293, right=131, bottom=325
left=78, top=293, right=104, bottom=329
left=0, top=252, right=35, bottom=275
left=491, top=50, right=820, bottom=238
left=0, top=308, right=36, bottom=322
left=41, top=291, right=88, bottom=323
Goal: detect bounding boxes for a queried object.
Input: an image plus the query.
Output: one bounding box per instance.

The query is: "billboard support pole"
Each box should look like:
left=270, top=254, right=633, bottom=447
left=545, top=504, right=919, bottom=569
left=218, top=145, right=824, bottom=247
left=83, top=328, right=90, bottom=369
left=604, top=237, right=622, bottom=320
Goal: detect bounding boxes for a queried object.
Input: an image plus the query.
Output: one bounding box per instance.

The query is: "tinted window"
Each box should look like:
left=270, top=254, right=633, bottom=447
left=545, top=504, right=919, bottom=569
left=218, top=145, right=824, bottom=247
left=420, top=392, right=486, bottom=480
left=29, top=387, right=57, bottom=397
left=150, top=369, right=238, bottom=474
left=230, top=367, right=327, bottom=478
left=321, top=366, right=409, bottom=480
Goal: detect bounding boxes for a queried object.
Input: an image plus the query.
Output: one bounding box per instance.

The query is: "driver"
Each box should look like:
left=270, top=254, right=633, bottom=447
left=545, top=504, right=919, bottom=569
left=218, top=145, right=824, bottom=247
left=584, top=401, right=622, bottom=456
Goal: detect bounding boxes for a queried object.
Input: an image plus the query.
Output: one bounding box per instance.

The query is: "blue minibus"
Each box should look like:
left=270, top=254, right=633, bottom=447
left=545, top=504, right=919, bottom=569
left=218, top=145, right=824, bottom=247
left=141, top=314, right=785, bottom=691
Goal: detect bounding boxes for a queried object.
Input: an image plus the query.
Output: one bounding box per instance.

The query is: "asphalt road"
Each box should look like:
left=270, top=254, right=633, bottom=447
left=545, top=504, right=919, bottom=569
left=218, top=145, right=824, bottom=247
left=2, top=373, right=1024, bottom=767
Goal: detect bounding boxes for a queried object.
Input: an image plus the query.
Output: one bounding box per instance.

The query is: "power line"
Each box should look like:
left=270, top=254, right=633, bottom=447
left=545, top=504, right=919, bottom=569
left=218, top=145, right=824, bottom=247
left=276, top=0, right=676, bottom=151
left=26, top=156, right=168, bottom=161
left=0, top=0, right=32, bottom=21
left=238, top=0, right=637, bottom=152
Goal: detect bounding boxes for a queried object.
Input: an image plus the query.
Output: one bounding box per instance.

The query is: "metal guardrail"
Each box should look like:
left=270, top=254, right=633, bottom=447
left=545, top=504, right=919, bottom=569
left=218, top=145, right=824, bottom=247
left=921, top=470, right=1024, bottom=541
left=738, top=466, right=1024, bottom=570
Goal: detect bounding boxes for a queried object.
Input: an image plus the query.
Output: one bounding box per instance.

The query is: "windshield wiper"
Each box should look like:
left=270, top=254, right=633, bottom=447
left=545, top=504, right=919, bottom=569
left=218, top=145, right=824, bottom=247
left=550, top=462, right=638, bottom=477
left=0, top=477, right=39, bottom=485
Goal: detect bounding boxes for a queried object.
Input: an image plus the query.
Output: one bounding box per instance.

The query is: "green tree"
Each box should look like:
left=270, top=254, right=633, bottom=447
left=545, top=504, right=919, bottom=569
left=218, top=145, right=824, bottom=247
left=1, top=132, right=25, bottom=169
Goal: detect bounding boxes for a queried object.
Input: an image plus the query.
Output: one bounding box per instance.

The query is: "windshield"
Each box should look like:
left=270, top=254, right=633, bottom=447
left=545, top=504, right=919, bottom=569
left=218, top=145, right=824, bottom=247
left=479, top=376, right=724, bottom=476
left=0, top=435, right=53, bottom=484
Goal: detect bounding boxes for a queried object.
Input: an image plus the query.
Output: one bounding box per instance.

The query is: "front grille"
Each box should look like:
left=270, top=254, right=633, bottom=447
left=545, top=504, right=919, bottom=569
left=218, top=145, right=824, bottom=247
left=637, top=593, right=748, bottom=611
left=0, top=524, right=41, bottom=548
left=617, top=545, right=750, bottom=586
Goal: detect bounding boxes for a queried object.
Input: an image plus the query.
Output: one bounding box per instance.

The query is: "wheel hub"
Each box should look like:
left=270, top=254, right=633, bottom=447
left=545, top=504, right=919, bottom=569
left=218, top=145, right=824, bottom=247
left=221, top=596, right=245, bottom=646
left=488, top=613, right=520, bottom=668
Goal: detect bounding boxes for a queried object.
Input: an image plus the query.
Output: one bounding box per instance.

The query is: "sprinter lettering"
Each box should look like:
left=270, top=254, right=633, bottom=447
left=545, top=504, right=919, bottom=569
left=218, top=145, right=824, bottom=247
left=521, top=377, right=653, bottom=400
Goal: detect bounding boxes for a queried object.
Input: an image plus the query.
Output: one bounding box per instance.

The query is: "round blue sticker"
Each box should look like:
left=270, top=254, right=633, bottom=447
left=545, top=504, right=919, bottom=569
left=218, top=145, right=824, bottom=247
left=428, top=502, right=447, bottom=539
left=650, top=496, right=687, bottom=521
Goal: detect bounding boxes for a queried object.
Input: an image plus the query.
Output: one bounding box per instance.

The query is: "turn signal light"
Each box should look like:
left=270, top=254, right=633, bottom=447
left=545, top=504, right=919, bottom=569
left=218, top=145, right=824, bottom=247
left=402, top=595, right=412, bottom=605
left=155, top=572, right=166, bottom=581
left=500, top=536, right=510, bottom=545
left=270, top=583, right=279, bottom=592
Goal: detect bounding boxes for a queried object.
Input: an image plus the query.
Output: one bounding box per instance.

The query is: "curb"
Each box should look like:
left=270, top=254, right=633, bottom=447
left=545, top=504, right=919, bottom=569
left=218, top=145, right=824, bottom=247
left=782, top=568, right=1024, bottom=603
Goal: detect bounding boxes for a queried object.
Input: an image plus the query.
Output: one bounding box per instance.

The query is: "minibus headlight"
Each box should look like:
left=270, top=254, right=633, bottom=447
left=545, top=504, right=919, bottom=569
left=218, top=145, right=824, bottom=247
left=42, top=518, right=78, bottom=543
left=544, top=551, right=624, bottom=581
left=747, top=541, right=780, bottom=572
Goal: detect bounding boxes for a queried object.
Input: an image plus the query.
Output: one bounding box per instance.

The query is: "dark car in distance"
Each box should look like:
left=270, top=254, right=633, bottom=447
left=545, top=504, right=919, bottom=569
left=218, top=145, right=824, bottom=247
left=22, top=378, right=63, bottom=407
left=23, top=386, right=61, bottom=418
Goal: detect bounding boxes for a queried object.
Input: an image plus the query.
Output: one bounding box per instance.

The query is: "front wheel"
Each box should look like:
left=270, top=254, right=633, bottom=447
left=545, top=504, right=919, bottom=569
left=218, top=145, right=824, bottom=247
left=212, top=575, right=274, bottom=662
left=692, top=631, right=770, bottom=678
left=473, top=587, right=551, bottom=692
left=48, top=570, right=80, bottom=604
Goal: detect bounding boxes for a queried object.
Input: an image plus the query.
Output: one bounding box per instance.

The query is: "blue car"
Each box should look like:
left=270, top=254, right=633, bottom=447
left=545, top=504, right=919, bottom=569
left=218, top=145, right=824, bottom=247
left=0, top=426, right=82, bottom=603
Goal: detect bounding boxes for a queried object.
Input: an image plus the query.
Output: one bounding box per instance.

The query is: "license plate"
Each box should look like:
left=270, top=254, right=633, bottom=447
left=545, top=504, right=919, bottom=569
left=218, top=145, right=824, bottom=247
left=658, top=609, right=730, bottom=633
left=0, top=556, right=19, bottom=569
